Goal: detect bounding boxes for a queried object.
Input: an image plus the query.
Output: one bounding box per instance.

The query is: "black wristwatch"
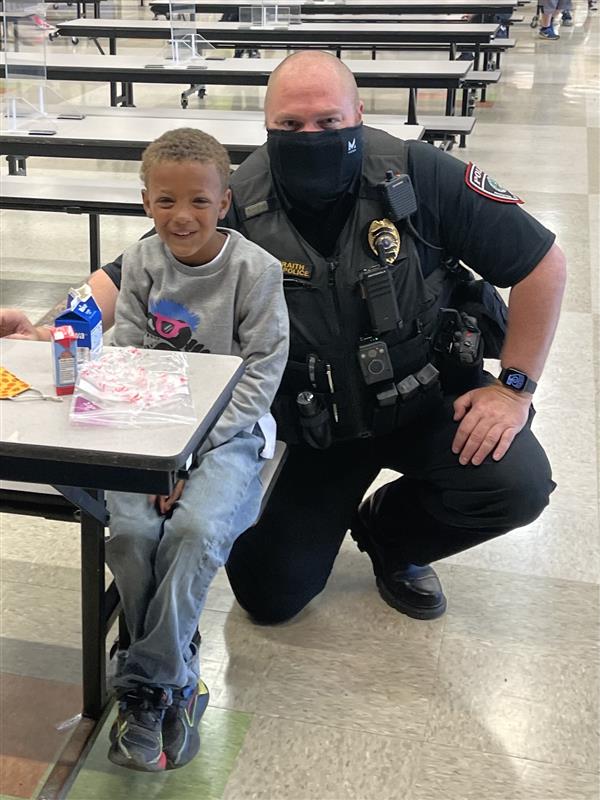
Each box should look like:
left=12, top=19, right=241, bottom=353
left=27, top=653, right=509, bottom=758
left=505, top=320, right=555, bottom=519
left=498, top=367, right=537, bottom=395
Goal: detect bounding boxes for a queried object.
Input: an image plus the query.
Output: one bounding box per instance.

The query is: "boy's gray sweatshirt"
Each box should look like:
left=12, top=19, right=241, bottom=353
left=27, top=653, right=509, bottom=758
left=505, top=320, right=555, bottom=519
left=113, top=228, right=289, bottom=453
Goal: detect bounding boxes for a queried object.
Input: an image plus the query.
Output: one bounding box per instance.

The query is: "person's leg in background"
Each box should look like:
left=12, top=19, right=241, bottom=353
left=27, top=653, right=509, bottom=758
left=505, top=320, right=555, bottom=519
left=494, top=10, right=512, bottom=37
left=561, top=0, right=574, bottom=26
left=225, top=438, right=382, bottom=624
left=539, top=0, right=561, bottom=36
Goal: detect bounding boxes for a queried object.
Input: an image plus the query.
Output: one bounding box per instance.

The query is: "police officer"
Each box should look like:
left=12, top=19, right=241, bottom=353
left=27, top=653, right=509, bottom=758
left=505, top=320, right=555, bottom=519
left=1, top=51, right=566, bottom=623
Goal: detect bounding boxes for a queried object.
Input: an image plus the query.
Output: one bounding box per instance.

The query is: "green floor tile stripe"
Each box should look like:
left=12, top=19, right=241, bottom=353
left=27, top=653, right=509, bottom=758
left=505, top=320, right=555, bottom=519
left=0, top=794, right=26, bottom=800
left=66, top=706, right=253, bottom=800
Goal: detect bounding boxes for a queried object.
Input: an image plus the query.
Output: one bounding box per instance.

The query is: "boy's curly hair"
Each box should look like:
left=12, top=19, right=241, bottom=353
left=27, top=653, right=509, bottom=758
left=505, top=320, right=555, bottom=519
left=140, top=127, right=231, bottom=189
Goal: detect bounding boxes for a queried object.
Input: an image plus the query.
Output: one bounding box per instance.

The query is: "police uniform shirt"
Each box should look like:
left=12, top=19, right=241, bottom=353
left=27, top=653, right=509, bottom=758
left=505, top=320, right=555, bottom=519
left=404, top=141, right=555, bottom=285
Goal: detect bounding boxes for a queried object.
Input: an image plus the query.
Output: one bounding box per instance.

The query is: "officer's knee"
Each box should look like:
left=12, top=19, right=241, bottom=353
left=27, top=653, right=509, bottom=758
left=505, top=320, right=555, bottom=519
left=226, top=564, right=324, bottom=625
left=238, top=593, right=314, bottom=625
left=498, top=456, right=555, bottom=530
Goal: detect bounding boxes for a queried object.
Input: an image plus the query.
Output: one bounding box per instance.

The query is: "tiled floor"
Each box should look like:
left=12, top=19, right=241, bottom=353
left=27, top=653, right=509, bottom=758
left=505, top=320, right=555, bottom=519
left=0, top=2, right=599, bottom=798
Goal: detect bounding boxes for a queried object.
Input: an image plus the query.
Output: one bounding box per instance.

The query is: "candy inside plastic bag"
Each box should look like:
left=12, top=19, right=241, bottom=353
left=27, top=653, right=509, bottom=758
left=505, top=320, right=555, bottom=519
left=69, top=347, right=196, bottom=427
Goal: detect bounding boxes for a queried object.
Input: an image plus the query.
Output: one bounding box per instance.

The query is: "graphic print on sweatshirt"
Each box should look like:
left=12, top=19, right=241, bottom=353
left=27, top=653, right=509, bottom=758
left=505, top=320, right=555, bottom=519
left=144, top=299, right=210, bottom=353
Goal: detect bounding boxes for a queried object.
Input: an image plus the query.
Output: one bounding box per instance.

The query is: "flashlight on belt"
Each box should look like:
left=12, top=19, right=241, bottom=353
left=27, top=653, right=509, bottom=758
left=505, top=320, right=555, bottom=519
left=297, top=391, right=319, bottom=417
left=296, top=390, right=332, bottom=449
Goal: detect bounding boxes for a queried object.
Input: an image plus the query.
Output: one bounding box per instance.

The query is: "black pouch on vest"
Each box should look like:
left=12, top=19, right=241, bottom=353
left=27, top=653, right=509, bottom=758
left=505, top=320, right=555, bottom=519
left=450, top=279, right=508, bottom=359
left=271, top=395, right=300, bottom=445
left=371, top=363, right=444, bottom=436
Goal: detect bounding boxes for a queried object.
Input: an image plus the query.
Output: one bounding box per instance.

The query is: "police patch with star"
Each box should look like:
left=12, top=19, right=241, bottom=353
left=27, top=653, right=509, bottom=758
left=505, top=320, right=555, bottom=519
left=464, top=162, right=523, bottom=204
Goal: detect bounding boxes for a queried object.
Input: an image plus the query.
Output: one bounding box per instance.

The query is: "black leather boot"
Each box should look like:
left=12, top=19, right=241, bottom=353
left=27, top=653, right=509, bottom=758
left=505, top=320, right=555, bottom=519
left=350, top=495, right=447, bottom=620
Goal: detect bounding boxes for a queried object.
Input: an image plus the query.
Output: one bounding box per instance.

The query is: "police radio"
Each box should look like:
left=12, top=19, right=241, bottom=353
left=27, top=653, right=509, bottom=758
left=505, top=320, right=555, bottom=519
left=378, top=170, right=418, bottom=222
left=377, top=170, right=443, bottom=252
left=358, top=265, right=402, bottom=335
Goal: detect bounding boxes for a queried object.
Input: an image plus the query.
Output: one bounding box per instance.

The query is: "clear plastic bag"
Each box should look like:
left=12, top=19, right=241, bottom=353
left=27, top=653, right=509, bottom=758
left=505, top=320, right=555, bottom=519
left=69, top=347, right=196, bottom=428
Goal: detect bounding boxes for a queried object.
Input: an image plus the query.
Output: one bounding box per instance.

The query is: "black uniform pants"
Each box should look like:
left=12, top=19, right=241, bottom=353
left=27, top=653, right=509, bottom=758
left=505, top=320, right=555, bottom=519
left=226, top=390, right=555, bottom=624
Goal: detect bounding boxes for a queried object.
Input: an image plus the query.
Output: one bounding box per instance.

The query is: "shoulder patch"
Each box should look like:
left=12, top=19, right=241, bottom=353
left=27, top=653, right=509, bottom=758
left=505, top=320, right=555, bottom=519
left=465, top=162, right=523, bottom=204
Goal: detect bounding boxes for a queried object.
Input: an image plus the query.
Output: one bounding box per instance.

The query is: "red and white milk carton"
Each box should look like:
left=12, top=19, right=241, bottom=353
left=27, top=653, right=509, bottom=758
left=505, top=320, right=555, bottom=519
left=50, top=325, right=78, bottom=396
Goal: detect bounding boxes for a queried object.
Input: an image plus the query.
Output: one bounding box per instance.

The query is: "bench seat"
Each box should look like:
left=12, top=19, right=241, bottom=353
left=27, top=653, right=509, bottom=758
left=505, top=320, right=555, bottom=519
left=420, top=114, right=476, bottom=134
left=461, top=69, right=502, bottom=85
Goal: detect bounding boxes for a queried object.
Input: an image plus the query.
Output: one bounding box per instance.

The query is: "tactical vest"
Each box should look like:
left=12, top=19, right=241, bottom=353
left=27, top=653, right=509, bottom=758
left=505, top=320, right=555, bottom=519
left=231, top=127, right=460, bottom=445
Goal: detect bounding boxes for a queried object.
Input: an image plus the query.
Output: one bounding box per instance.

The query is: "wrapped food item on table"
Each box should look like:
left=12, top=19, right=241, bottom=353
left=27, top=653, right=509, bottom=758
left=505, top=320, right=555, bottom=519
left=70, top=347, right=196, bottom=428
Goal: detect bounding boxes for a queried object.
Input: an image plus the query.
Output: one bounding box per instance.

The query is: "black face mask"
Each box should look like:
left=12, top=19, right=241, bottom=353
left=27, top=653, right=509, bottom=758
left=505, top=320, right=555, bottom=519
left=267, top=123, right=364, bottom=216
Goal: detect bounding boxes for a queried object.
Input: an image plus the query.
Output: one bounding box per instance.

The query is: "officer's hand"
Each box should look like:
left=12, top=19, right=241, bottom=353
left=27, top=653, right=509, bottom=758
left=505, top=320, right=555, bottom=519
left=0, top=309, right=41, bottom=340
left=452, top=384, right=531, bottom=465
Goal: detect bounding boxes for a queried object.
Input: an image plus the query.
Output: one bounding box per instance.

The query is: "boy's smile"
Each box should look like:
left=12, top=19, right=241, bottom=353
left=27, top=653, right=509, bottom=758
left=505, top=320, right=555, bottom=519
left=142, top=161, right=231, bottom=266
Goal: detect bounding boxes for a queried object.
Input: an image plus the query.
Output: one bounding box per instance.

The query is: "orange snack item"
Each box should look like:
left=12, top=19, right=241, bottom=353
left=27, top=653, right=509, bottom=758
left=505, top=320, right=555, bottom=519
left=0, top=366, right=31, bottom=399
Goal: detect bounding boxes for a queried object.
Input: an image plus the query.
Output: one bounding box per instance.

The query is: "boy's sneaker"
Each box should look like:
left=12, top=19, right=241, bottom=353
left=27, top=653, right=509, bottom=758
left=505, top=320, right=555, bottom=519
left=108, top=685, right=170, bottom=772
left=538, top=25, right=560, bottom=38
left=163, top=679, right=210, bottom=769
left=561, top=10, right=574, bottom=24
left=589, top=0, right=597, bottom=10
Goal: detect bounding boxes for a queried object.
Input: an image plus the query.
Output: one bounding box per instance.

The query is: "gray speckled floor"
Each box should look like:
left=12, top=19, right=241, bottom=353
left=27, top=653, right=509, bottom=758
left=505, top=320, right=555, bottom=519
left=1, top=2, right=598, bottom=797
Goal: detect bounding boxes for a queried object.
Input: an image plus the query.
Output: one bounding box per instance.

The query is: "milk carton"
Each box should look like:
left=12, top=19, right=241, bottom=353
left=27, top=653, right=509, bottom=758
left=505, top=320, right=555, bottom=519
left=50, top=325, right=78, bottom=396
left=55, top=283, right=103, bottom=363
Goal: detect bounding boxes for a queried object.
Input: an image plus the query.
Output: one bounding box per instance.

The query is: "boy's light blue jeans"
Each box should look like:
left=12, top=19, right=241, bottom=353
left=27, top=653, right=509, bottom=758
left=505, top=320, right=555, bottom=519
left=105, top=429, right=264, bottom=694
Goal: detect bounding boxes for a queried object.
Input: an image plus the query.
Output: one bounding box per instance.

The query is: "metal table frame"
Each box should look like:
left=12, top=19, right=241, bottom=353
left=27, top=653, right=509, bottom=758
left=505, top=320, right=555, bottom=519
left=0, top=54, right=472, bottom=118
left=0, top=186, right=144, bottom=270
left=148, top=0, right=517, bottom=13
left=53, top=19, right=500, bottom=72
left=0, top=113, right=424, bottom=177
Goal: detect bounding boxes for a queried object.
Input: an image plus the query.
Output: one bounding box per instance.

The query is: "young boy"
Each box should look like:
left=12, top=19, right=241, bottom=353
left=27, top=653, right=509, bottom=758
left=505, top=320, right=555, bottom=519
left=105, top=128, right=289, bottom=772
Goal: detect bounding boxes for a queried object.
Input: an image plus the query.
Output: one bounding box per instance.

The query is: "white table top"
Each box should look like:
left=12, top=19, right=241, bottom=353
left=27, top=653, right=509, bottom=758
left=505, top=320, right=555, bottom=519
left=0, top=174, right=143, bottom=205
left=0, top=52, right=472, bottom=80
left=299, top=12, right=471, bottom=20
left=0, top=340, right=243, bottom=470
left=56, top=17, right=500, bottom=36
left=0, top=114, right=269, bottom=148
left=0, top=112, right=424, bottom=148
left=149, top=0, right=515, bottom=8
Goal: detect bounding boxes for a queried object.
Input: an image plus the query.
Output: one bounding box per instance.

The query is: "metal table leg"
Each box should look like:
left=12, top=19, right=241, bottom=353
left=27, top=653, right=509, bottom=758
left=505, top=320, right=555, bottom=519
left=21, top=486, right=122, bottom=798
left=89, top=214, right=100, bottom=272
left=80, top=497, right=107, bottom=720
left=7, top=156, right=27, bottom=176
left=407, top=88, right=418, bottom=126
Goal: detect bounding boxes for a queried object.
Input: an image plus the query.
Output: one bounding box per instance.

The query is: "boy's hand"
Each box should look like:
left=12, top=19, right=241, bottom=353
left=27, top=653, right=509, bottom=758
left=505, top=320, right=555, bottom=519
left=148, top=479, right=186, bottom=515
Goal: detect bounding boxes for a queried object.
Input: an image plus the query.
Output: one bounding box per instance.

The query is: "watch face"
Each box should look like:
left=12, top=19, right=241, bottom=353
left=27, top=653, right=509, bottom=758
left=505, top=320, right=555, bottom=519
left=505, top=370, right=526, bottom=390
